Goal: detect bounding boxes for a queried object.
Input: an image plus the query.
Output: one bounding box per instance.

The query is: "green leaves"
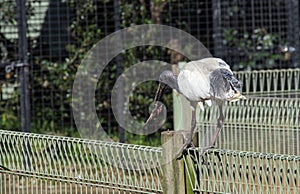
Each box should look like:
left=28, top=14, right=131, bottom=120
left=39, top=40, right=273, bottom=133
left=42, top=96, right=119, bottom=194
left=223, top=27, right=284, bottom=70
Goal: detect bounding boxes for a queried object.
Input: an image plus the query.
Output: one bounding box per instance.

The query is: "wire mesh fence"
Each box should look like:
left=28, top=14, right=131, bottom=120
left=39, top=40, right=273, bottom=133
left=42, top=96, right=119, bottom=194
left=1, top=1, right=300, bottom=193
left=184, top=148, right=300, bottom=193
left=1, top=130, right=299, bottom=193
left=0, top=0, right=299, bottom=140
left=199, top=96, right=300, bottom=156
left=235, top=68, right=300, bottom=96
left=0, top=130, right=163, bottom=193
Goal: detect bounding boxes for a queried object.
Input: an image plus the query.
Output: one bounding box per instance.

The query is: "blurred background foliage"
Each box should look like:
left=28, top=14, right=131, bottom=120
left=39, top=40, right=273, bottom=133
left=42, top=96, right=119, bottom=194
left=0, top=0, right=298, bottom=146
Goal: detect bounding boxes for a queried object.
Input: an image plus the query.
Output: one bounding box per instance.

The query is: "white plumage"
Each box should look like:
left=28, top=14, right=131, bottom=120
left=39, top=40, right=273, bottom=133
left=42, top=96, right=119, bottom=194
left=177, top=58, right=244, bottom=110
left=145, top=57, right=246, bottom=158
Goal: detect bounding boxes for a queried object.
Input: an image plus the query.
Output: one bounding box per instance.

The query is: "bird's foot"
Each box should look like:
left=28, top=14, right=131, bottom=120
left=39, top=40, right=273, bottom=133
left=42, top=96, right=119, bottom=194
left=176, top=138, right=196, bottom=159
left=199, top=144, right=215, bottom=155
left=176, top=130, right=197, bottom=159
left=176, top=142, right=191, bottom=159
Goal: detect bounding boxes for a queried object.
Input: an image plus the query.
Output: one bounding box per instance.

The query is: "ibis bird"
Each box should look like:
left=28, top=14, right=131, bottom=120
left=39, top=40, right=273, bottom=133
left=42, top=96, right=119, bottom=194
left=145, top=57, right=246, bottom=157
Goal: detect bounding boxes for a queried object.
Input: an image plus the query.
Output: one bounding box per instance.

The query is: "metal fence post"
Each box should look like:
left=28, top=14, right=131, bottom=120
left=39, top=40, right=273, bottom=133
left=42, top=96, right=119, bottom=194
left=17, top=0, right=30, bottom=132
left=287, top=0, right=300, bottom=68
left=212, top=0, right=222, bottom=57
left=17, top=0, right=31, bottom=172
left=113, top=0, right=125, bottom=143
left=172, top=62, right=192, bottom=132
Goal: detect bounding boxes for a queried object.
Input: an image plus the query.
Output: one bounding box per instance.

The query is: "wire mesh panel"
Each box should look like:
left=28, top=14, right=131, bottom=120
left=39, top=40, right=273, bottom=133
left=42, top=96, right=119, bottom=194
left=198, top=97, right=300, bottom=155
left=0, top=0, right=22, bottom=130
left=0, top=130, right=163, bottom=193
left=1, top=1, right=300, bottom=192
left=213, top=0, right=299, bottom=70
left=235, top=68, right=300, bottom=96
left=184, top=148, right=300, bottom=193
left=194, top=68, right=300, bottom=156
left=1, top=0, right=299, bottom=138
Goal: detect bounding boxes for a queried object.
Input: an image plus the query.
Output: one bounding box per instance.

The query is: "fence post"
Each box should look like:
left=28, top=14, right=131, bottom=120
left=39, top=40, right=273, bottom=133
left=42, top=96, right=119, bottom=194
left=17, top=0, right=30, bottom=132
left=173, top=62, right=192, bottom=132
left=113, top=0, right=125, bottom=143
left=17, top=0, right=32, bottom=172
left=161, top=130, right=198, bottom=194
left=287, top=0, right=300, bottom=68
left=212, top=0, right=222, bottom=57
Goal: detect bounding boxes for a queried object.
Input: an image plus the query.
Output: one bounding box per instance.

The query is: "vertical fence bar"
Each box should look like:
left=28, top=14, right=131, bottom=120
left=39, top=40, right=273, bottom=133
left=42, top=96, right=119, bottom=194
left=212, top=0, right=222, bottom=57
left=113, top=0, right=125, bottom=143
left=287, top=0, right=300, bottom=68
left=17, top=0, right=32, bottom=173
left=17, top=0, right=31, bottom=132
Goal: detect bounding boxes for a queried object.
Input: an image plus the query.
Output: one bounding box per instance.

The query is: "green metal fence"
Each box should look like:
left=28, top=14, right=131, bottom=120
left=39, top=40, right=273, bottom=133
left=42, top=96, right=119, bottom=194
left=235, top=68, right=300, bottom=96
left=1, top=69, right=299, bottom=193
left=0, top=130, right=163, bottom=193
left=184, top=148, right=300, bottom=193
left=198, top=97, right=300, bottom=155
left=182, top=69, right=300, bottom=157
left=176, top=68, right=300, bottom=193
left=2, top=130, right=298, bottom=194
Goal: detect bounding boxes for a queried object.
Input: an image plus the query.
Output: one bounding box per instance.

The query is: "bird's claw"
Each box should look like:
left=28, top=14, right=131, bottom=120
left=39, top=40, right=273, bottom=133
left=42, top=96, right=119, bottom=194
left=176, top=141, right=194, bottom=159
left=199, top=145, right=215, bottom=155
left=176, top=130, right=197, bottom=159
left=176, top=143, right=188, bottom=159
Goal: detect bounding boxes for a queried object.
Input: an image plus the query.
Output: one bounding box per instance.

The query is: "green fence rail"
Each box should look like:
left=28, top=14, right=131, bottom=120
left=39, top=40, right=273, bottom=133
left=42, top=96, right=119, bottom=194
left=198, top=97, right=300, bottom=155
left=0, top=130, right=163, bottom=193
left=184, top=148, right=300, bottom=194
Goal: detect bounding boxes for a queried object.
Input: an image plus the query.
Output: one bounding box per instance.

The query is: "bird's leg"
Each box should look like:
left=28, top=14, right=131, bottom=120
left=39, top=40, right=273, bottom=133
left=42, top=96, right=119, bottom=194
left=210, top=102, right=224, bottom=148
left=199, top=102, right=224, bottom=155
left=188, top=107, right=197, bottom=147
left=176, top=104, right=197, bottom=159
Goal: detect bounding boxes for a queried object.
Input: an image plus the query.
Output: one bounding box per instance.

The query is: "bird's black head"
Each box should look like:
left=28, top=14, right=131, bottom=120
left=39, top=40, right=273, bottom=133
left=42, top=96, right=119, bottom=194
left=159, top=70, right=179, bottom=92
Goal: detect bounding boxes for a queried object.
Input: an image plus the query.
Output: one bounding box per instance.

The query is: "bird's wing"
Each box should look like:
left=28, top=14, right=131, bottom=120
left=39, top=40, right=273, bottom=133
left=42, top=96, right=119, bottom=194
left=209, top=68, right=243, bottom=100
left=219, top=69, right=242, bottom=92
left=209, top=68, right=234, bottom=100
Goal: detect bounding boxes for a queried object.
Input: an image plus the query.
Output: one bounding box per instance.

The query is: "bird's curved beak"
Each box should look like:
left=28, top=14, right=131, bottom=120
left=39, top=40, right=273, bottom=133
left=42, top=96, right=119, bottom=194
left=144, top=82, right=167, bottom=126
left=154, top=82, right=166, bottom=102
left=144, top=101, right=164, bottom=125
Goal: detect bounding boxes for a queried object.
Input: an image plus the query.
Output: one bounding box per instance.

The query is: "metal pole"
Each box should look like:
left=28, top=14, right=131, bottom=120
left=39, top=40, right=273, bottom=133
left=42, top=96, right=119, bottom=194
left=17, top=0, right=31, bottom=132
left=114, top=0, right=125, bottom=143
left=212, top=0, right=222, bottom=57
left=287, top=0, right=300, bottom=68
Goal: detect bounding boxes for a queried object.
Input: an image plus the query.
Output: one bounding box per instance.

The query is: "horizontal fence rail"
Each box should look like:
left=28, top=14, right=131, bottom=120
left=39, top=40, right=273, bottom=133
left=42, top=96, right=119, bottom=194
left=0, top=130, right=163, bottom=193
left=184, top=148, right=300, bottom=194
left=198, top=96, right=300, bottom=155
left=235, top=68, right=300, bottom=96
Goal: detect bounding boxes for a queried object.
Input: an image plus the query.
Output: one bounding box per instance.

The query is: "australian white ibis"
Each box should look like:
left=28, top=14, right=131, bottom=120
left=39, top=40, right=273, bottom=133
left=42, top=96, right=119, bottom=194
left=145, top=57, right=246, bottom=157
